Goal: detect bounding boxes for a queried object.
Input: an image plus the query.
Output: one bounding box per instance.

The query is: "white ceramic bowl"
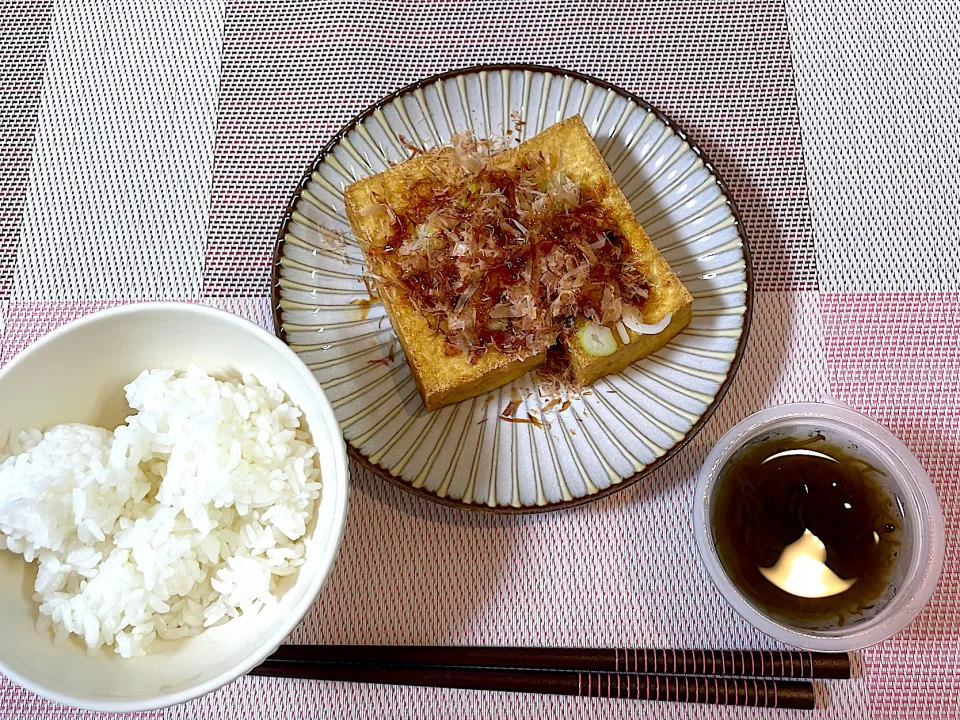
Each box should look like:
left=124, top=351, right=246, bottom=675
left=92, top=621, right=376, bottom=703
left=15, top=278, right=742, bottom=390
left=0, top=303, right=349, bottom=712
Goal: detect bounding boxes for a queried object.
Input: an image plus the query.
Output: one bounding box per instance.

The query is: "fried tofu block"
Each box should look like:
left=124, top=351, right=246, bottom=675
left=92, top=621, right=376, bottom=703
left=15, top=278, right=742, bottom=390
left=344, top=115, right=692, bottom=410
left=549, top=117, right=693, bottom=385
left=345, top=146, right=549, bottom=412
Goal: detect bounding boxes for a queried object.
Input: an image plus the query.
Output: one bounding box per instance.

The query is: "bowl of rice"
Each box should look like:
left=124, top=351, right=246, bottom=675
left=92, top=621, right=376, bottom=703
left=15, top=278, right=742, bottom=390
left=0, top=302, right=349, bottom=711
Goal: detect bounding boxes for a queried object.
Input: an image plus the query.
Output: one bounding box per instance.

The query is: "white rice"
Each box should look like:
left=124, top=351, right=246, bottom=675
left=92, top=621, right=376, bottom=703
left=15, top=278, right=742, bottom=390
left=0, top=365, right=322, bottom=658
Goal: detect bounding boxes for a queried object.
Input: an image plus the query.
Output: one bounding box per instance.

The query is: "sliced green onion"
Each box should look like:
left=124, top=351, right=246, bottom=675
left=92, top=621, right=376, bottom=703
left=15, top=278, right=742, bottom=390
left=578, top=322, right=617, bottom=357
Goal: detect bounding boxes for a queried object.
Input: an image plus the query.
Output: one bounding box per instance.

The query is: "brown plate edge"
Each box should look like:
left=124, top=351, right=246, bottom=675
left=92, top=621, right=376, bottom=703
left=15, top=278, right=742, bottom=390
left=270, top=62, right=755, bottom=514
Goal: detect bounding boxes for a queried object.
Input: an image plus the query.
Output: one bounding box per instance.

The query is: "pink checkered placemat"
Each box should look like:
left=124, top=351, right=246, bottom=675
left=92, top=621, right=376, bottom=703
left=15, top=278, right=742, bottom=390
left=1, top=1, right=958, bottom=718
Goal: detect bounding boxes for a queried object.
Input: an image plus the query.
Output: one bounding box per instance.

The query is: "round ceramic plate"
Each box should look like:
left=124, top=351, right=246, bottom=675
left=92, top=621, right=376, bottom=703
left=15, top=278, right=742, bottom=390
left=272, top=64, right=753, bottom=513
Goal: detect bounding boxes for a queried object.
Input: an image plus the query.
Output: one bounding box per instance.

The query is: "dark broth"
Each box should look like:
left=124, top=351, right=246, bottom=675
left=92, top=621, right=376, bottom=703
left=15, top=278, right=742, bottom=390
left=711, top=433, right=903, bottom=629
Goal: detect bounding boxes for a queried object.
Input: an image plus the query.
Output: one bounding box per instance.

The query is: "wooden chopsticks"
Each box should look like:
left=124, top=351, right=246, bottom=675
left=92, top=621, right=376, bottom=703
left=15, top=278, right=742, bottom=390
left=252, top=646, right=851, bottom=710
